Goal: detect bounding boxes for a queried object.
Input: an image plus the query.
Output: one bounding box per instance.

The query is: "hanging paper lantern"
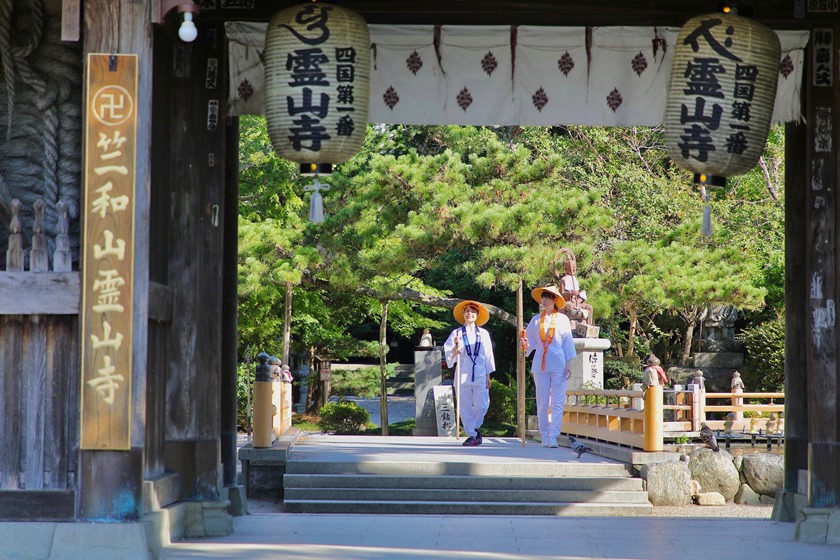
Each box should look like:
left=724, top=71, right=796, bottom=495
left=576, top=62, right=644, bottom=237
left=264, top=3, right=370, bottom=165
left=664, top=12, right=781, bottom=183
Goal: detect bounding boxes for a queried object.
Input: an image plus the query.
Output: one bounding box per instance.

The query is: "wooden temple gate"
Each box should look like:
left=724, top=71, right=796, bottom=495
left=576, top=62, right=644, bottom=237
left=0, top=0, right=837, bottom=547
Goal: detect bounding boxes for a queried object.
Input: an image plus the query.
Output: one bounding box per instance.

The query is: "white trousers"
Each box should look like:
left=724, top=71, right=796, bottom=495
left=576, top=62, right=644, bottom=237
left=457, top=384, right=489, bottom=437
left=533, top=369, right=568, bottom=440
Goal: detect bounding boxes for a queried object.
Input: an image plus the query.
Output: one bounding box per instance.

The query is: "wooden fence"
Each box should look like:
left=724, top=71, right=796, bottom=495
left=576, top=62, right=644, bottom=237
left=0, top=199, right=80, bottom=519
left=562, top=385, right=785, bottom=452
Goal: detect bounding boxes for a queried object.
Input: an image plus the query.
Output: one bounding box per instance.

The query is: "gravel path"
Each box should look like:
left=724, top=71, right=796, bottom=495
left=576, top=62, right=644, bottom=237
left=648, top=502, right=772, bottom=518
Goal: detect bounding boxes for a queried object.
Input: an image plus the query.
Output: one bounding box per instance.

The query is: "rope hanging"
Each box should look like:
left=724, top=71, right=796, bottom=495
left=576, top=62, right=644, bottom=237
left=0, top=0, right=82, bottom=268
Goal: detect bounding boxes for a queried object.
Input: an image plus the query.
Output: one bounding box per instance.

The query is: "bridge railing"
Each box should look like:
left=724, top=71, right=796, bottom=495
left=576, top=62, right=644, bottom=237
left=562, top=386, right=785, bottom=452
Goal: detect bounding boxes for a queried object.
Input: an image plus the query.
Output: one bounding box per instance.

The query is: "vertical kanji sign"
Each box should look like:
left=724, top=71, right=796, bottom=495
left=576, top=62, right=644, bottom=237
left=80, top=54, right=137, bottom=450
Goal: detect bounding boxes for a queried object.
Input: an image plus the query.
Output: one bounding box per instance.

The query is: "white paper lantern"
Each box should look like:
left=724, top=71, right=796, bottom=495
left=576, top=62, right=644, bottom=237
left=264, top=3, right=370, bottom=165
left=665, top=13, right=780, bottom=181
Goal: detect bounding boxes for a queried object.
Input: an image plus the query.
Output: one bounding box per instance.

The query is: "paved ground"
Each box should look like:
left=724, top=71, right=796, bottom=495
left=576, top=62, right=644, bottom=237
left=162, top=514, right=837, bottom=560
left=204, top=398, right=837, bottom=560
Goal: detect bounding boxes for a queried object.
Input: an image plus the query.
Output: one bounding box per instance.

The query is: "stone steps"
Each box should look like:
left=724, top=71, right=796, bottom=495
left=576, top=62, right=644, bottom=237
left=283, top=457, right=652, bottom=516
left=283, top=500, right=652, bottom=516
left=386, top=364, right=415, bottom=396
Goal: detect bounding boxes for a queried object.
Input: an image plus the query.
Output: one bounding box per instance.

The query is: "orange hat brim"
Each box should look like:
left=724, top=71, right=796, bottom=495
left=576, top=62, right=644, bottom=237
left=530, top=285, right=567, bottom=310
left=453, top=300, right=490, bottom=326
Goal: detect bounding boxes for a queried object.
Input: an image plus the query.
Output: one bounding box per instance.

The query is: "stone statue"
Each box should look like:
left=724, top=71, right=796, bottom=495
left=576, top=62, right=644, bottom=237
left=699, top=304, right=741, bottom=352
left=690, top=370, right=706, bottom=392
left=268, top=355, right=283, bottom=381
left=419, top=329, right=434, bottom=348
left=555, top=248, right=594, bottom=326
left=724, top=412, right=734, bottom=435
left=731, top=371, right=745, bottom=420
left=642, top=355, right=668, bottom=388
left=749, top=416, right=759, bottom=433
left=766, top=412, right=778, bottom=434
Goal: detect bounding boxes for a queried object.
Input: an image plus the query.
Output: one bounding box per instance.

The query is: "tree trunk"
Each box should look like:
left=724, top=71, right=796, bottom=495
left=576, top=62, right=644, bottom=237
left=378, top=300, right=390, bottom=436
left=627, top=307, right=637, bottom=357
left=682, top=323, right=694, bottom=367
left=283, top=282, right=292, bottom=364
left=306, top=344, right=316, bottom=412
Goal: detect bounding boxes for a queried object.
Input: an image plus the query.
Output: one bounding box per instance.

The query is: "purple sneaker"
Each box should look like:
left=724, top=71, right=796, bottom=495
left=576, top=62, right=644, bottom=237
left=475, top=429, right=483, bottom=445
left=462, top=436, right=480, bottom=446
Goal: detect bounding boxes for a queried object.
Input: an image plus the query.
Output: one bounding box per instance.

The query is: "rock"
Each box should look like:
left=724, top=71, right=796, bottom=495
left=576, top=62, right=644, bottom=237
left=741, top=454, right=784, bottom=497
left=640, top=461, right=692, bottom=506
left=688, top=448, right=740, bottom=501
left=696, top=491, right=726, bottom=506
left=690, top=479, right=702, bottom=497
left=734, top=482, right=761, bottom=505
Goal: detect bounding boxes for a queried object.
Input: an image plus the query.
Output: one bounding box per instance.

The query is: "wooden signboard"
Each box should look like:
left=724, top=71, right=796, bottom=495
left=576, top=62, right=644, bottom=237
left=80, top=54, right=138, bottom=450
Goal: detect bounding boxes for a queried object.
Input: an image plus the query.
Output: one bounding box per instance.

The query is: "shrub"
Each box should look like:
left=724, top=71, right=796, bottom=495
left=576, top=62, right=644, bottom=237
left=318, top=401, right=370, bottom=434
left=486, top=379, right=516, bottom=424
left=237, top=362, right=255, bottom=432
left=604, top=358, right=643, bottom=390
left=329, top=366, right=381, bottom=398
left=739, top=315, right=784, bottom=392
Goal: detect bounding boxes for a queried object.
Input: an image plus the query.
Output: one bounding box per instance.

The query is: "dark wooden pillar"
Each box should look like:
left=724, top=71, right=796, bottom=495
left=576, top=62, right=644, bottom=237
left=221, top=114, right=240, bottom=487
left=80, top=0, right=153, bottom=520
left=805, top=23, right=840, bottom=509
left=784, top=120, right=808, bottom=495
left=163, top=20, right=227, bottom=499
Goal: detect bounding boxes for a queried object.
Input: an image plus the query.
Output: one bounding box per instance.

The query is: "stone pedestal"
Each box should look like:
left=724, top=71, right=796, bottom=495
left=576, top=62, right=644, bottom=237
left=692, top=352, right=744, bottom=368
left=795, top=506, right=840, bottom=544
left=413, top=348, right=442, bottom=436
left=567, top=338, right=611, bottom=390
left=295, top=372, right=310, bottom=414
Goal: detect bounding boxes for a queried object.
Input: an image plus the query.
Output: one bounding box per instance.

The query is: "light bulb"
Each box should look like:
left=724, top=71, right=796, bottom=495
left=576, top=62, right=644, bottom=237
left=178, top=12, right=198, bottom=42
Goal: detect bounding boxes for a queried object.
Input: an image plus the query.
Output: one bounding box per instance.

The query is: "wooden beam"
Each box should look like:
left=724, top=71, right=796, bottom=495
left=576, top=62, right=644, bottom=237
left=148, top=281, right=173, bottom=323
left=0, top=490, right=76, bottom=521
left=0, top=272, right=80, bottom=314
left=205, top=0, right=813, bottom=28
left=62, top=0, right=81, bottom=41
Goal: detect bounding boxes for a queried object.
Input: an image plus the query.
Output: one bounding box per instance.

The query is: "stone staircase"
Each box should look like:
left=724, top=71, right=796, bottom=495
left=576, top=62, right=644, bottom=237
left=386, top=364, right=415, bottom=396
left=283, top=457, right=652, bottom=516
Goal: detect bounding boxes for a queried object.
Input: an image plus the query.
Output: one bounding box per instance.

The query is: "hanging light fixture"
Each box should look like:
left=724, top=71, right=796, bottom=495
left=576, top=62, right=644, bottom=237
left=664, top=5, right=780, bottom=235
left=156, top=1, right=200, bottom=43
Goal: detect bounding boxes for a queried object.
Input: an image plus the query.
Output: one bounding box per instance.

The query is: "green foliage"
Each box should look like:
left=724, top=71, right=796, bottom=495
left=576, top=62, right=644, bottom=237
left=329, top=367, right=381, bottom=398
left=318, top=401, right=371, bottom=434
left=739, top=314, right=785, bottom=392
left=604, top=358, right=643, bottom=390
left=237, top=122, right=786, bottom=377
left=486, top=379, right=516, bottom=424
left=236, top=361, right=254, bottom=432
left=480, top=420, right=517, bottom=437
left=386, top=418, right=416, bottom=435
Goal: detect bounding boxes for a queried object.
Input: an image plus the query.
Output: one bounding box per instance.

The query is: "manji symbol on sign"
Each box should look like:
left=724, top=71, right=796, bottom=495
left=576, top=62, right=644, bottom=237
left=80, top=54, right=137, bottom=450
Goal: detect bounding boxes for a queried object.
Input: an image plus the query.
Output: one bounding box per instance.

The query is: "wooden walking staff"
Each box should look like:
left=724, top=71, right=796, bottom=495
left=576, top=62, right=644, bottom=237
left=455, top=350, right=461, bottom=441
left=517, top=280, right=526, bottom=447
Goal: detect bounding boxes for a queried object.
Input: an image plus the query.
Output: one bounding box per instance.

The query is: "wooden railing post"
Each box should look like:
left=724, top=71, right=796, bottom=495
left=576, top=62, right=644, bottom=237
left=688, top=383, right=705, bottom=431
left=253, top=352, right=274, bottom=448
left=6, top=199, right=24, bottom=271
left=732, top=387, right=744, bottom=420
left=644, top=384, right=663, bottom=451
